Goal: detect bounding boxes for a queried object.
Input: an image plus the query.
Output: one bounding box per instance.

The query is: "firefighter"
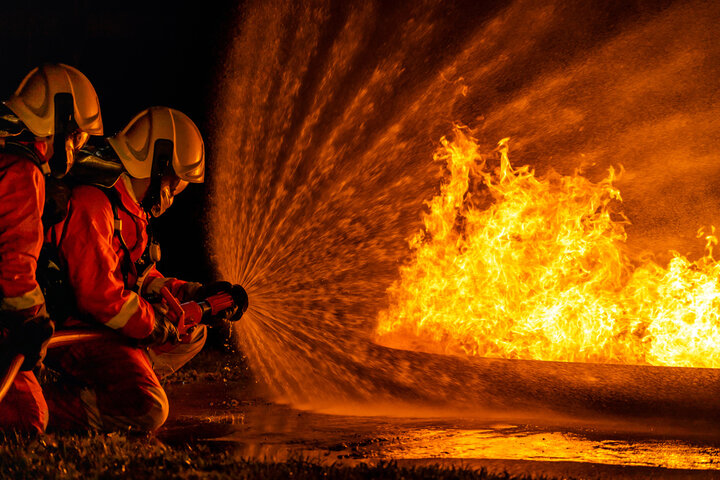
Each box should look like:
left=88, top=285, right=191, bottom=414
left=44, top=107, right=243, bottom=432
left=0, top=64, right=103, bottom=434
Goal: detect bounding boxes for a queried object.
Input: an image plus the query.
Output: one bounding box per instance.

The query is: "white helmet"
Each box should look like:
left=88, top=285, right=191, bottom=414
left=107, top=107, right=204, bottom=183
left=4, top=63, right=103, bottom=138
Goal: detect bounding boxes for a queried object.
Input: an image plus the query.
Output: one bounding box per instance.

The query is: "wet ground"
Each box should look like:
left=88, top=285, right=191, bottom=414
left=162, top=379, right=720, bottom=479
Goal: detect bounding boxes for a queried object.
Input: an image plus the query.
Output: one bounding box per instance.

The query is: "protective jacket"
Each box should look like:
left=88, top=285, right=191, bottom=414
left=0, top=149, right=46, bottom=321
left=47, top=175, right=192, bottom=338
left=0, top=146, right=49, bottom=434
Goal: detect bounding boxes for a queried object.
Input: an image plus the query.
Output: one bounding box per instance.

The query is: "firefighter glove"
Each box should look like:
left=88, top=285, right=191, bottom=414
left=0, top=314, right=55, bottom=371
left=194, top=281, right=232, bottom=302
left=195, top=281, right=248, bottom=322
left=20, top=315, right=54, bottom=370
left=228, top=284, right=249, bottom=322
left=142, top=309, right=179, bottom=346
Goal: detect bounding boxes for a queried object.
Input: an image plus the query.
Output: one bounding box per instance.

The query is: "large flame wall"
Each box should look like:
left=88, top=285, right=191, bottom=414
left=377, top=129, right=720, bottom=368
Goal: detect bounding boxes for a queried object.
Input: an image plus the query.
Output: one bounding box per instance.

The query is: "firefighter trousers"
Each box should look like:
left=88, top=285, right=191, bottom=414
left=44, top=325, right=206, bottom=432
left=0, top=371, right=48, bottom=434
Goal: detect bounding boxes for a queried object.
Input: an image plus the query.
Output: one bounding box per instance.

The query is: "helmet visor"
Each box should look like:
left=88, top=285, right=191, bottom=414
left=149, top=174, right=188, bottom=217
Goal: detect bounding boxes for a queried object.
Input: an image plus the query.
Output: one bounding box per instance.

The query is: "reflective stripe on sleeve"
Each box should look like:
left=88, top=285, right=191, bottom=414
left=105, top=292, right=140, bottom=330
left=0, top=285, right=45, bottom=311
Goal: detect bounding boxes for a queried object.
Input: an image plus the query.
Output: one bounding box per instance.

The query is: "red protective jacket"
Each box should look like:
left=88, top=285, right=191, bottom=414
left=0, top=150, right=46, bottom=320
left=47, top=176, right=191, bottom=338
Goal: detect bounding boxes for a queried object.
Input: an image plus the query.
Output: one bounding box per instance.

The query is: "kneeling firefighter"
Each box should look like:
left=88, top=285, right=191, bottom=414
left=0, top=64, right=103, bottom=434
left=42, top=107, right=247, bottom=432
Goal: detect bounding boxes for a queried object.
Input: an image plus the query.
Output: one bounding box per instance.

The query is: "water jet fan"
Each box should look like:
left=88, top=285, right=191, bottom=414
left=208, top=0, right=720, bottom=430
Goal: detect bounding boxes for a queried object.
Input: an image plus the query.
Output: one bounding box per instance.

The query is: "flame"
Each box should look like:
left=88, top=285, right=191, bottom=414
left=376, top=127, right=720, bottom=368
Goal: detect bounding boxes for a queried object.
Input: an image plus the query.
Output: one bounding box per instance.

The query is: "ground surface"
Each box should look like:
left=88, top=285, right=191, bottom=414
left=3, top=349, right=720, bottom=479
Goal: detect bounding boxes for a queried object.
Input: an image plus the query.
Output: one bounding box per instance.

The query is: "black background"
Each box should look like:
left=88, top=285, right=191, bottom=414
left=0, top=0, right=240, bottom=284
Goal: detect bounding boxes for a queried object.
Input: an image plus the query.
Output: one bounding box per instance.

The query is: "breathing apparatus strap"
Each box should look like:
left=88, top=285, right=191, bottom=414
left=101, top=188, right=158, bottom=293
left=133, top=221, right=159, bottom=293
left=102, top=188, right=136, bottom=290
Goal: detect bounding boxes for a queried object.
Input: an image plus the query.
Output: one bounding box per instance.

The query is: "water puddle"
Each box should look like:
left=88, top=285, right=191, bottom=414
left=162, top=381, right=720, bottom=477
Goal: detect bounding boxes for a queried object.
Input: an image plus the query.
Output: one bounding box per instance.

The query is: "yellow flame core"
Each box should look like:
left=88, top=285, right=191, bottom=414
left=376, top=128, right=720, bottom=368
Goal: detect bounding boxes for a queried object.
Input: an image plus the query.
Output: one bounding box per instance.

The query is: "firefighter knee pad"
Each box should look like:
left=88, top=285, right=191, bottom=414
left=147, top=325, right=207, bottom=379
left=183, top=324, right=207, bottom=351
left=77, top=384, right=169, bottom=433
left=134, top=384, right=169, bottom=432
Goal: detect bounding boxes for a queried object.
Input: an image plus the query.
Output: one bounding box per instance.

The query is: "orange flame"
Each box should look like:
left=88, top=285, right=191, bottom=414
left=376, top=128, right=720, bottom=368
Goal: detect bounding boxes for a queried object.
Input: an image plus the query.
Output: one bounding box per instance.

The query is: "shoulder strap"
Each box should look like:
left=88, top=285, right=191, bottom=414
left=98, top=186, right=158, bottom=293
left=99, top=187, right=136, bottom=289
left=133, top=220, right=160, bottom=293
left=0, top=139, right=50, bottom=175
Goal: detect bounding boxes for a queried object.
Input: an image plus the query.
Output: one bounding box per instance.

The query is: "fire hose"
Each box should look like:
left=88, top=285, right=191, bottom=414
left=0, top=288, right=247, bottom=405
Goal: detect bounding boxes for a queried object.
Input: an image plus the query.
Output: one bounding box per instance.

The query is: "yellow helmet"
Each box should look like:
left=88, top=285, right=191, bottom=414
left=3, top=63, right=103, bottom=137
left=107, top=107, right=204, bottom=183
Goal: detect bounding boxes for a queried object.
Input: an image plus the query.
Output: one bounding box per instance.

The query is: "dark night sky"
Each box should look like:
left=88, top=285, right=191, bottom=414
left=0, top=0, right=239, bottom=283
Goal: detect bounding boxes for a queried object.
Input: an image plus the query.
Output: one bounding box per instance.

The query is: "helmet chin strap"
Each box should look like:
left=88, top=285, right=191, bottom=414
left=141, top=138, right=174, bottom=216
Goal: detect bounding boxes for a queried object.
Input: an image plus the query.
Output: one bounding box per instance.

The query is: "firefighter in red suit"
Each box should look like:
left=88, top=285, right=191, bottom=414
left=44, top=107, right=234, bottom=432
left=0, top=64, right=103, bottom=434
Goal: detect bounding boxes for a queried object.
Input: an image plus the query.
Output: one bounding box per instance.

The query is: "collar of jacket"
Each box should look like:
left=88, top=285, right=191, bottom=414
left=115, top=174, right=148, bottom=221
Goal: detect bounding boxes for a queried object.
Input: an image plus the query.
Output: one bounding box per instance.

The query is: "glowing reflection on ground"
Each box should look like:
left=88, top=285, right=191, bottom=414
left=166, top=389, right=720, bottom=472
left=380, top=425, right=720, bottom=470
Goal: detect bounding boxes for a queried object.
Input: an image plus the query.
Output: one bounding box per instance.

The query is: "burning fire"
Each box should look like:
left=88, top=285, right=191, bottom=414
left=376, top=128, right=720, bottom=368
